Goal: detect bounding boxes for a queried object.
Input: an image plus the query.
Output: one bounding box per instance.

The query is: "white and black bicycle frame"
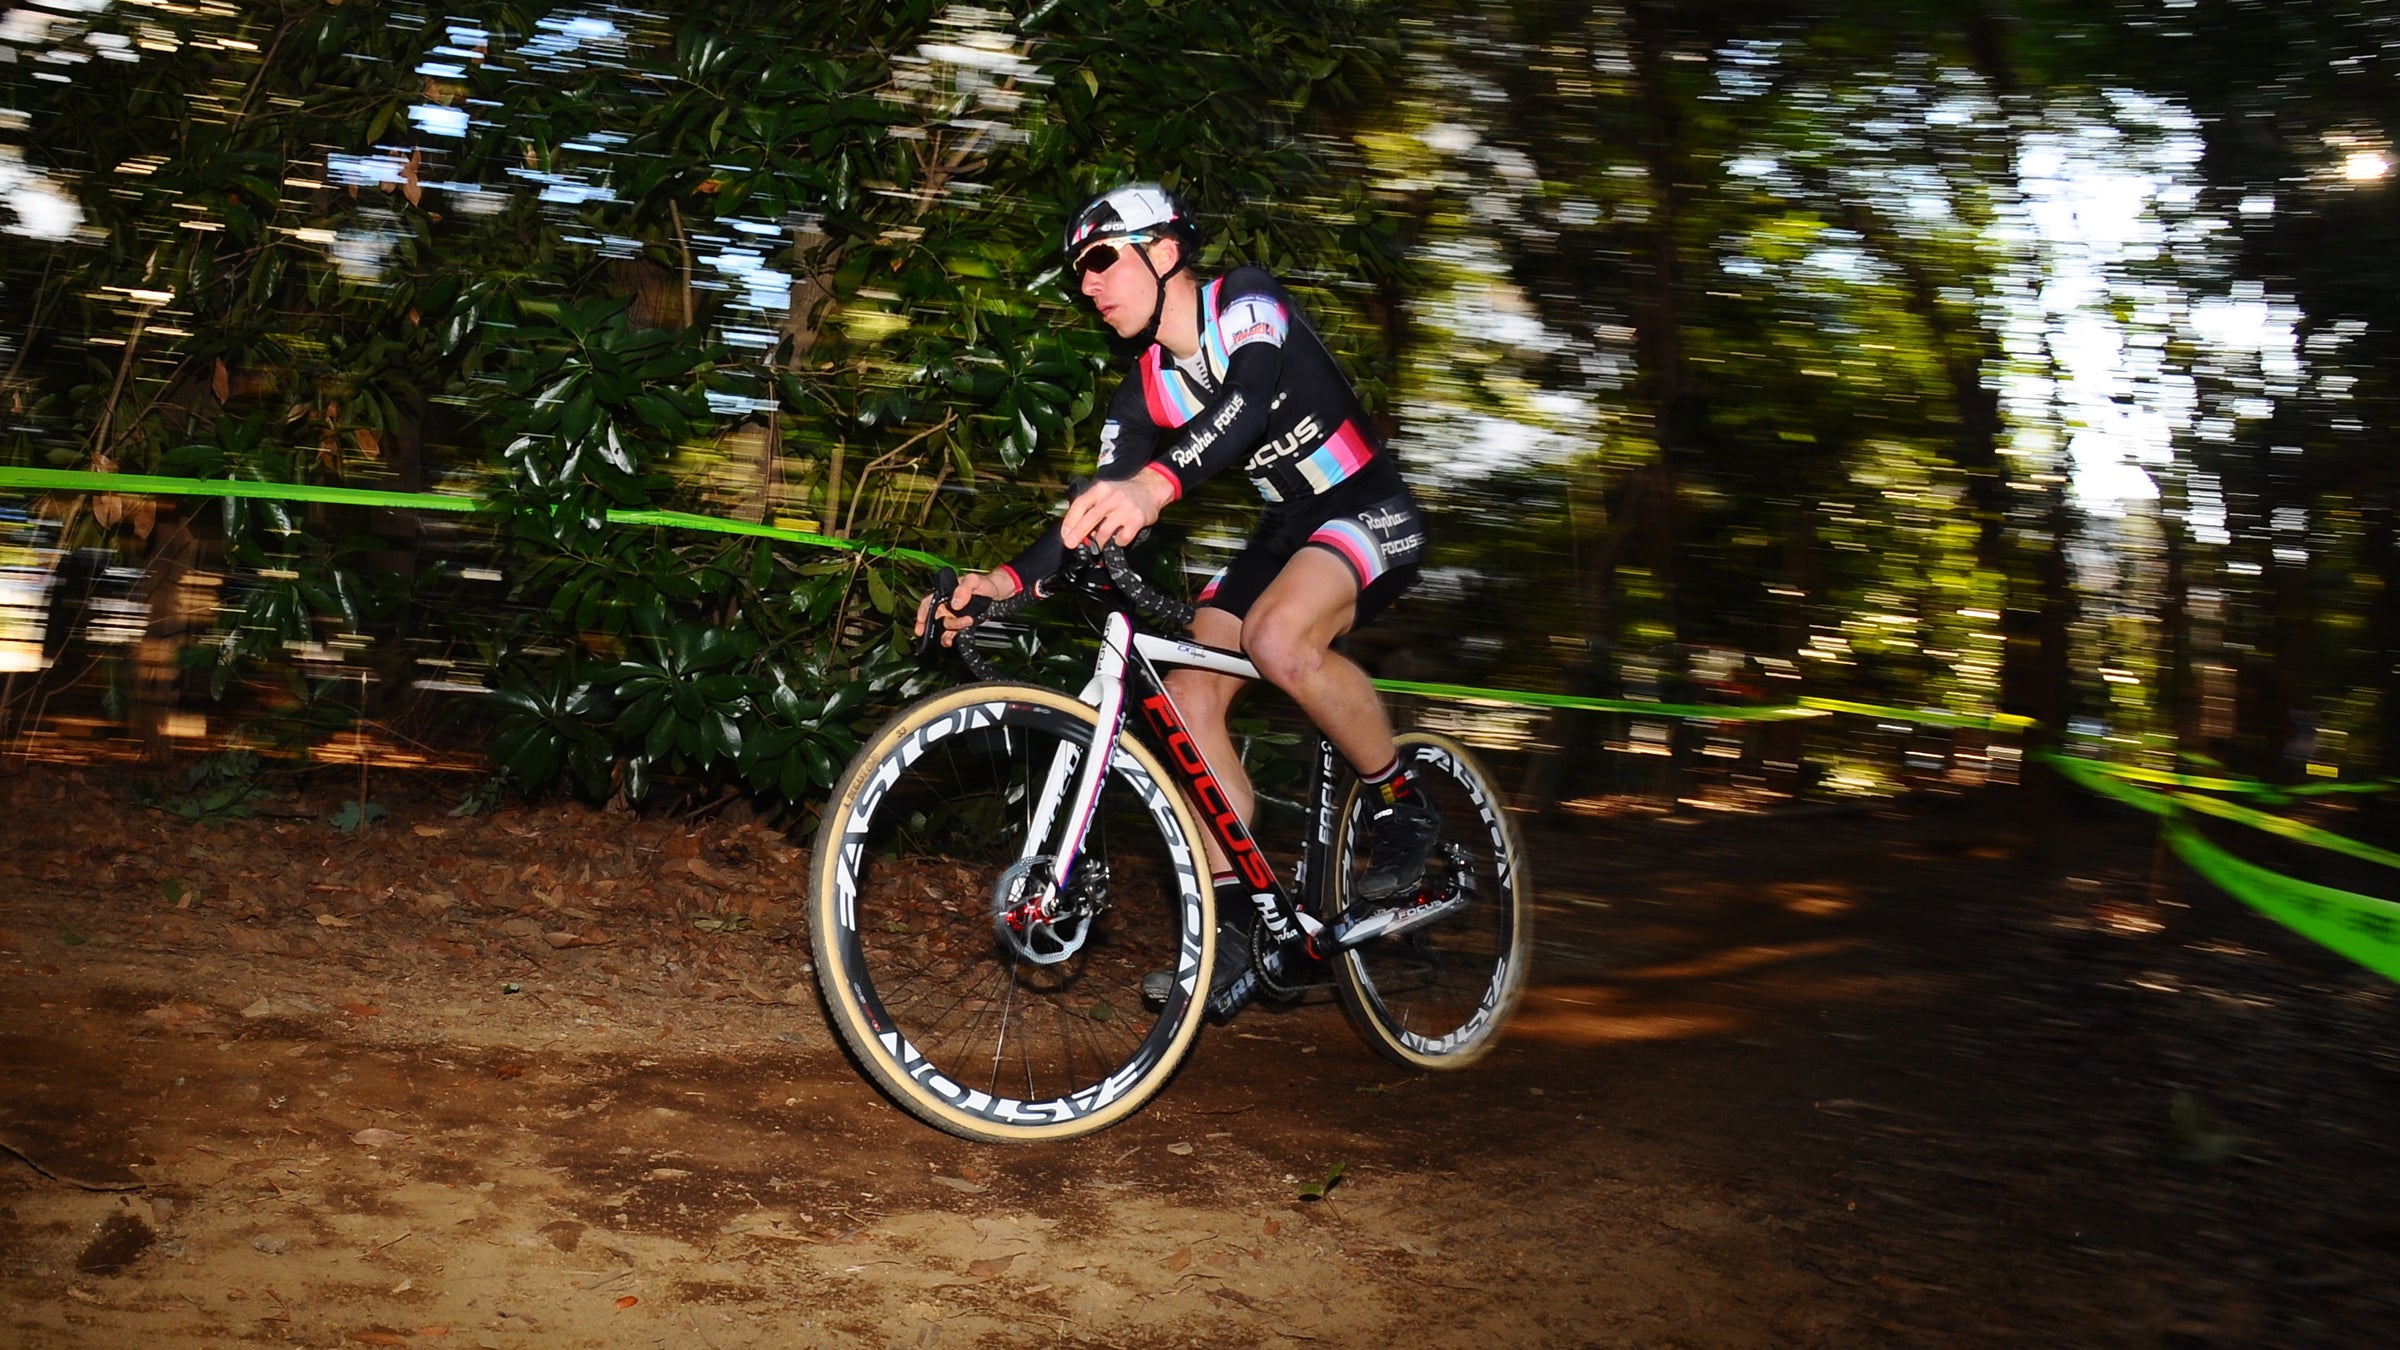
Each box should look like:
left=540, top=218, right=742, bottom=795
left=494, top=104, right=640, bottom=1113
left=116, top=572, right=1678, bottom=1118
left=997, top=609, right=1348, bottom=981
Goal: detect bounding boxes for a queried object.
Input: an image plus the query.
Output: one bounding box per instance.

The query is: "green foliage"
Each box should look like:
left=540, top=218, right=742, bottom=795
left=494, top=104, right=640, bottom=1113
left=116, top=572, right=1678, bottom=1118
left=1298, top=1160, right=1347, bottom=1201
left=488, top=656, right=618, bottom=801
left=450, top=774, right=513, bottom=818
left=329, top=799, right=389, bottom=835
left=2, top=1, right=1399, bottom=809
left=145, top=750, right=272, bottom=822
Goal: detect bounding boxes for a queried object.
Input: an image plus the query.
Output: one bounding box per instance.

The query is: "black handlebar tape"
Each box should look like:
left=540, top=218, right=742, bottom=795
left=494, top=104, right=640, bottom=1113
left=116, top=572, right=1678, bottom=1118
left=1101, top=544, right=1196, bottom=628
left=951, top=582, right=1040, bottom=682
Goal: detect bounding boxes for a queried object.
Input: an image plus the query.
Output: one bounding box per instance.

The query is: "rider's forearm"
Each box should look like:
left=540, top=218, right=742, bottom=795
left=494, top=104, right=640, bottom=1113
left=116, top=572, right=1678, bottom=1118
left=999, top=523, right=1063, bottom=596
left=1002, top=435, right=1177, bottom=588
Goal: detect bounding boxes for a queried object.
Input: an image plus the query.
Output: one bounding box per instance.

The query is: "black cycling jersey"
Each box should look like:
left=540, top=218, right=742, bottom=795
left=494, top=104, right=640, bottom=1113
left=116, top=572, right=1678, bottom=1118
left=1001, top=266, right=1411, bottom=592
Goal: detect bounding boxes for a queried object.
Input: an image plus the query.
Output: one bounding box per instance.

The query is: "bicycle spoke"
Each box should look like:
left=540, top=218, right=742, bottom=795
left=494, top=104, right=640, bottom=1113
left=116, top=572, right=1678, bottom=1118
left=1330, top=732, right=1532, bottom=1069
left=812, top=687, right=1209, bottom=1141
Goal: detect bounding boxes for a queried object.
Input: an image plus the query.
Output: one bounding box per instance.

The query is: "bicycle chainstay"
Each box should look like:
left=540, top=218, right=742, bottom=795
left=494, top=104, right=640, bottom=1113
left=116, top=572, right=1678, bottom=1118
left=1208, top=840, right=1482, bottom=1018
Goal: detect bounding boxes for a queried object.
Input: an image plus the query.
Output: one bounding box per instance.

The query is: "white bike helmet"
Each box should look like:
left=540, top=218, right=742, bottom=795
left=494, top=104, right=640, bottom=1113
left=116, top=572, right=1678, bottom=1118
left=1063, top=183, right=1202, bottom=353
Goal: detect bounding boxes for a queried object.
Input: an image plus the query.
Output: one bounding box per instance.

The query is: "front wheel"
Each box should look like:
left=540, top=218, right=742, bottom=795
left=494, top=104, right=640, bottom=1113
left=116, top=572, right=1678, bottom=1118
left=1328, top=731, right=1533, bottom=1069
left=809, top=683, right=1214, bottom=1142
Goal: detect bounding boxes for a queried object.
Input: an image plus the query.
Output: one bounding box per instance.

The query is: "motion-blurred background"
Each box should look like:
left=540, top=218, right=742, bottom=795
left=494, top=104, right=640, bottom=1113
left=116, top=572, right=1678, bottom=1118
left=1, top=0, right=2392, bottom=829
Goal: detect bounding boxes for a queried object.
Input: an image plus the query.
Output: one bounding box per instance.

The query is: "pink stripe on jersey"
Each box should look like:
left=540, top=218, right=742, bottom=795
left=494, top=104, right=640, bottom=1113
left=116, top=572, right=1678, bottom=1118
left=1323, top=420, right=1373, bottom=475
left=1296, top=419, right=1376, bottom=495
left=1139, top=348, right=1175, bottom=427
left=1138, top=347, right=1203, bottom=429
left=1139, top=461, right=1183, bottom=502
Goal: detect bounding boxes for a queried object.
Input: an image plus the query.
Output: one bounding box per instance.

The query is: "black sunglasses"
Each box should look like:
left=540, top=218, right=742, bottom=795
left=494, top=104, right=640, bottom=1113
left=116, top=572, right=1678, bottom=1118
left=1072, top=236, right=1148, bottom=278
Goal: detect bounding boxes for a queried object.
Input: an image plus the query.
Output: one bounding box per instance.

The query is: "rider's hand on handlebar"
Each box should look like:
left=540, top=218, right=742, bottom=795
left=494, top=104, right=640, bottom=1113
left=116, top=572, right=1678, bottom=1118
left=1060, top=472, right=1171, bottom=551
left=914, top=569, right=1018, bottom=649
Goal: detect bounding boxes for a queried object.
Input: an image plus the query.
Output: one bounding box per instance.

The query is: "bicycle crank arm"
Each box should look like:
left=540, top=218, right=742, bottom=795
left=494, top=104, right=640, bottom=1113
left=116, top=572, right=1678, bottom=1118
left=1203, top=946, right=1334, bottom=1022
left=1326, top=890, right=1471, bottom=949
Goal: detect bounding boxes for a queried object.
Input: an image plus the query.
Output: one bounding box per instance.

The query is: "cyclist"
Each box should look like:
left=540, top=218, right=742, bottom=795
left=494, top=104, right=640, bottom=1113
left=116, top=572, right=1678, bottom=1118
left=917, top=183, right=1437, bottom=1004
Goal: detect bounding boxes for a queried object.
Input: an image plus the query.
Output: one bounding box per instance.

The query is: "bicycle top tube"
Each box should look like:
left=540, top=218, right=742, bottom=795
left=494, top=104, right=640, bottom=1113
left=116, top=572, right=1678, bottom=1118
left=1129, top=630, right=1259, bottom=683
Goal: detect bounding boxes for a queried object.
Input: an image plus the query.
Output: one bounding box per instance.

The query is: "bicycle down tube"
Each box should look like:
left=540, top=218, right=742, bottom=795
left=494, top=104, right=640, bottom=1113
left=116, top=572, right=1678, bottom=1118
left=1116, top=617, right=1332, bottom=956
left=1037, top=609, right=1451, bottom=965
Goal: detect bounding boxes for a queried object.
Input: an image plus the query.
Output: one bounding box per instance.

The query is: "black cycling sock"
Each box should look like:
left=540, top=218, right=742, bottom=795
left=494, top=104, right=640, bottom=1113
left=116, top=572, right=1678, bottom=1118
left=1360, top=755, right=1422, bottom=808
left=1213, top=873, right=1252, bottom=929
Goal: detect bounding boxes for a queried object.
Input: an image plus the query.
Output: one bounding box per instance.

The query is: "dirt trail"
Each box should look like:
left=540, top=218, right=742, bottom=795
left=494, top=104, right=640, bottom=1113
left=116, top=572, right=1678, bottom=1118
left=4, top=766, right=2398, bottom=1347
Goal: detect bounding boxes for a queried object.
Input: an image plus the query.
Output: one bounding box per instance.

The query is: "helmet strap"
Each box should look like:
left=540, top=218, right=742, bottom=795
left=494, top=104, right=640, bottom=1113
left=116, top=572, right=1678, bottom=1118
left=1115, top=239, right=1188, bottom=360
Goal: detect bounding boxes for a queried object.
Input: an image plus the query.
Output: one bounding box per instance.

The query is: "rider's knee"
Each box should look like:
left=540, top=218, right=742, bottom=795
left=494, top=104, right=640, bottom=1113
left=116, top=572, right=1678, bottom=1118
left=1242, top=614, right=1325, bottom=691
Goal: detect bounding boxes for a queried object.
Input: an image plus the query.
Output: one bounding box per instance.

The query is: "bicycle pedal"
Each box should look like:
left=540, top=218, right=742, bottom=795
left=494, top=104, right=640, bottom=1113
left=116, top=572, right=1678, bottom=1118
left=1333, top=885, right=1472, bottom=949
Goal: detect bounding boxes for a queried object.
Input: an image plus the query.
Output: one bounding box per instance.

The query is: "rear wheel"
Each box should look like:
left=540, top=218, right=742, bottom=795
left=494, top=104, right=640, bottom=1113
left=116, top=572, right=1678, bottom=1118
left=1328, top=731, right=1532, bottom=1068
left=809, top=683, right=1213, bottom=1142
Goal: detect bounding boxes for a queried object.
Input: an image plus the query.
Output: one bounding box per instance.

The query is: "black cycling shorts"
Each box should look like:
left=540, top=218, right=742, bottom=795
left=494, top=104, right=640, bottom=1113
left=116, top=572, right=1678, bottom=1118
left=1195, top=489, right=1425, bottom=628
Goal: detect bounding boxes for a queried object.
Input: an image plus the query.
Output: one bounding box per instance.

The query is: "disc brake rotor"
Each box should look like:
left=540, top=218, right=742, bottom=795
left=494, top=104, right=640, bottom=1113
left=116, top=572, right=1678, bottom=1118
left=990, top=856, right=1091, bottom=965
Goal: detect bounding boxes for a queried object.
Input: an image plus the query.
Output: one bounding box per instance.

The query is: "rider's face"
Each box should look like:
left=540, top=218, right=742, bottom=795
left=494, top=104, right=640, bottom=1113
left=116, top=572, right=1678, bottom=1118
left=1077, top=236, right=1174, bottom=338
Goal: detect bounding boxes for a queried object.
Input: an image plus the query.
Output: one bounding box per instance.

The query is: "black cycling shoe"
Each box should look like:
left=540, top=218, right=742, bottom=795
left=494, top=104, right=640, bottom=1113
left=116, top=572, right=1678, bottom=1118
left=1142, top=893, right=1253, bottom=1010
left=1352, top=798, right=1442, bottom=906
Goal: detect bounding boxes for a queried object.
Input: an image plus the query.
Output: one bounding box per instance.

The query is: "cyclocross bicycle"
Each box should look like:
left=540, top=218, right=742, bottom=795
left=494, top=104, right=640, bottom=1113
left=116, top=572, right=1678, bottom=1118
left=807, top=543, right=1532, bottom=1143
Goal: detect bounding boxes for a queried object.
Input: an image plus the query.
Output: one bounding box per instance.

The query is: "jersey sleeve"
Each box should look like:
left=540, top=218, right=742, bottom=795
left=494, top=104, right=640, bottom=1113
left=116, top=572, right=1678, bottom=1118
left=999, top=377, right=1165, bottom=591
left=1144, top=273, right=1287, bottom=499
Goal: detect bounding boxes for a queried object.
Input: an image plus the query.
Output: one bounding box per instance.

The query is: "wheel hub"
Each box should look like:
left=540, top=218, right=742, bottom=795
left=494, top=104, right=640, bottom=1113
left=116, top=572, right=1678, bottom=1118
left=990, top=856, right=1092, bottom=965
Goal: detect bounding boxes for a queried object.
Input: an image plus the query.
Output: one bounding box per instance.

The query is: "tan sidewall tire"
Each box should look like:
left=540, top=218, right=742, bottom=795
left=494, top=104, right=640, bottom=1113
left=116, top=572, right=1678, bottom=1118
left=1329, top=730, right=1533, bottom=1069
left=809, top=682, right=1214, bottom=1142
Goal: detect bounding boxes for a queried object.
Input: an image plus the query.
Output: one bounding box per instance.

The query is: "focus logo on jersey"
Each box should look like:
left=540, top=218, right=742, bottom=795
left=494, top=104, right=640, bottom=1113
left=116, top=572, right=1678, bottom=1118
left=1247, top=415, right=1324, bottom=473
left=1097, top=421, right=1121, bottom=467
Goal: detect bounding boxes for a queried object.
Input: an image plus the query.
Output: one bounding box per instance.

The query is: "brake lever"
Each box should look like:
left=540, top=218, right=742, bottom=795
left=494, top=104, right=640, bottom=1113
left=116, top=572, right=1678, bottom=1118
left=915, top=567, right=991, bottom=663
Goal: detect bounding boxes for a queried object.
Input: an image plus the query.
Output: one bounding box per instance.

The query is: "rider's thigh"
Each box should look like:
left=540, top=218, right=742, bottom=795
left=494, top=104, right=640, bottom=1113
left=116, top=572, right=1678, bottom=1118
left=1166, top=606, right=1249, bottom=716
left=1240, top=549, right=1361, bottom=688
left=1188, top=604, right=1246, bottom=651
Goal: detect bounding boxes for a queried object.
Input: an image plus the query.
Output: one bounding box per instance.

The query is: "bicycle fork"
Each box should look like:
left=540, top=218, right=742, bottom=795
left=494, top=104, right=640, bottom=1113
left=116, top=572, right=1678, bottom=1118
left=987, top=617, right=1137, bottom=965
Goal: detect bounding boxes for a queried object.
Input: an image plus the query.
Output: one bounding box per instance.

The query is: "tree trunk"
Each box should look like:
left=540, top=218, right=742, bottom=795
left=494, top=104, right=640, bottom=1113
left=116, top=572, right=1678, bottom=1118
left=2371, top=493, right=2400, bottom=779
left=2159, top=505, right=2198, bottom=753
left=2001, top=484, right=2073, bottom=829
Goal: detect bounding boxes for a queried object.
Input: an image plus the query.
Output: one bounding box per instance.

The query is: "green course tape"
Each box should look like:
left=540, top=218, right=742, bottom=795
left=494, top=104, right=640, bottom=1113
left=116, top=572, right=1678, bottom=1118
left=0, top=466, right=948, bottom=567
left=2045, top=752, right=2159, bottom=813
left=2165, top=818, right=2400, bottom=985
left=3, top=464, right=2036, bottom=732
left=2289, top=780, right=2400, bottom=798
left=2048, top=751, right=2400, bottom=985
left=2071, top=759, right=2394, bottom=801
left=1, top=466, right=487, bottom=512
left=2046, top=752, right=2176, bottom=817
left=1797, top=696, right=2036, bottom=732
left=1370, top=679, right=1830, bottom=722
left=33, top=455, right=2390, bottom=976
left=2048, top=755, right=2400, bottom=869
left=2155, top=784, right=2400, bottom=873
left=597, top=508, right=947, bottom=567
left=1370, top=681, right=2031, bottom=733
left=2089, top=762, right=2290, bottom=795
